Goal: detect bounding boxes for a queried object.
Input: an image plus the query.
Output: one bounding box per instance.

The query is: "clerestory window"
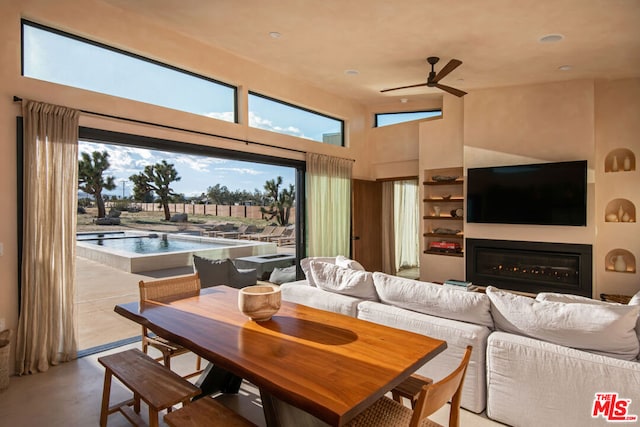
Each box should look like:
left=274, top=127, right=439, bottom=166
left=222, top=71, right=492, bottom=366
left=21, top=20, right=237, bottom=123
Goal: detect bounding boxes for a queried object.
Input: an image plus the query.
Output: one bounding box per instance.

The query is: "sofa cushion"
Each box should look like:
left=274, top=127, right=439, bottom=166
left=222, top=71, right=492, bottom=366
left=487, top=286, right=640, bottom=360
left=280, top=281, right=362, bottom=317
left=309, top=261, right=378, bottom=301
left=357, top=301, right=491, bottom=413
left=300, top=256, right=363, bottom=287
left=372, top=272, right=493, bottom=328
left=627, top=290, right=640, bottom=357
left=536, top=292, right=617, bottom=305
left=335, top=255, right=365, bottom=271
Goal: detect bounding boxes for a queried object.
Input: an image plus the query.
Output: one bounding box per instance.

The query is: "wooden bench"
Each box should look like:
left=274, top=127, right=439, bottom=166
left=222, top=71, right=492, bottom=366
left=98, top=348, right=201, bottom=427
left=164, top=397, right=257, bottom=427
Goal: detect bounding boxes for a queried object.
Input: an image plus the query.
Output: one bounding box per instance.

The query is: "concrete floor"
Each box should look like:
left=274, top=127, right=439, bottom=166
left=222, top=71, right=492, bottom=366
left=0, top=341, right=503, bottom=426
left=0, top=252, right=502, bottom=426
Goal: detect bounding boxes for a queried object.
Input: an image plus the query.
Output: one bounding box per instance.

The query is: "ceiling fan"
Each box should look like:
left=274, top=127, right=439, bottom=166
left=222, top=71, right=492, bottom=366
left=381, top=57, right=467, bottom=97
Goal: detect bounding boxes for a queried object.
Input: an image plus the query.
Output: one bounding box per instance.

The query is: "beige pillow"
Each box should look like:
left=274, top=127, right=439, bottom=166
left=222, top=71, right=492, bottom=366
left=487, top=286, right=640, bottom=360
left=372, top=272, right=493, bottom=328
left=300, top=257, right=338, bottom=287
left=301, top=256, right=365, bottom=287
left=309, top=261, right=378, bottom=301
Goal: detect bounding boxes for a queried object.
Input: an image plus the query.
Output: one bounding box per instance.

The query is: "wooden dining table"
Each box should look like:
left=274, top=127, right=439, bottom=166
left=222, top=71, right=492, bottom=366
left=114, top=286, right=447, bottom=426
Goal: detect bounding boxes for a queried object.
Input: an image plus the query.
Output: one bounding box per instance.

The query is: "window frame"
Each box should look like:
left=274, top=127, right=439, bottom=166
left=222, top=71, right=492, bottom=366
left=21, top=19, right=239, bottom=123
left=248, top=91, right=345, bottom=146
left=374, top=109, right=442, bottom=128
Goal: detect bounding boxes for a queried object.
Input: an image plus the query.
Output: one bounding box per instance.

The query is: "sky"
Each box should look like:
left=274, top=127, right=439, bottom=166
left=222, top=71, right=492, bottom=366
left=78, top=141, right=295, bottom=198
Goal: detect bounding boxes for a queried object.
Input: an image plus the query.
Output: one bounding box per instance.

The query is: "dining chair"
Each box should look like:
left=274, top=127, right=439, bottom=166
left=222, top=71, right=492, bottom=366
left=138, top=273, right=204, bottom=379
left=346, top=346, right=473, bottom=427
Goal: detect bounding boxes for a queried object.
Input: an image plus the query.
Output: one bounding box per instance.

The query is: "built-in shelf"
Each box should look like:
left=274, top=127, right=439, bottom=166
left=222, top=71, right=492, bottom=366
left=605, top=148, right=636, bottom=173
left=604, top=249, right=636, bottom=274
left=424, top=250, right=464, bottom=257
left=604, top=198, right=636, bottom=223
left=423, top=167, right=465, bottom=257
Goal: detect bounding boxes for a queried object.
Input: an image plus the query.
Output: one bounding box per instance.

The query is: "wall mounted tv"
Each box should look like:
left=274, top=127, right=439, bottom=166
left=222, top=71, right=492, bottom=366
left=466, top=160, right=587, bottom=226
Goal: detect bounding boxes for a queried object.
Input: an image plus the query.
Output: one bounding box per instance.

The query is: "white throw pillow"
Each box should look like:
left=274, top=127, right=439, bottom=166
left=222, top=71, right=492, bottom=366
left=628, top=290, right=640, bottom=354
left=335, top=255, right=365, bottom=271
left=487, top=286, right=640, bottom=360
left=300, top=257, right=338, bottom=287
left=536, top=292, right=618, bottom=305
left=300, top=256, right=364, bottom=287
left=372, top=272, right=493, bottom=328
left=309, top=261, right=378, bottom=301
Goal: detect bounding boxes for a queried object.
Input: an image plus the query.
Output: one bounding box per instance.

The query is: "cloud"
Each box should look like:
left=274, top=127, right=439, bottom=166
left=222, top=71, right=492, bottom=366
left=248, top=111, right=310, bottom=139
left=215, top=167, right=263, bottom=176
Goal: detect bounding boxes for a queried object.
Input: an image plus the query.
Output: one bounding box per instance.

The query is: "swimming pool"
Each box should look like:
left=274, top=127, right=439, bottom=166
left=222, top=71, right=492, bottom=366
left=76, top=231, right=276, bottom=273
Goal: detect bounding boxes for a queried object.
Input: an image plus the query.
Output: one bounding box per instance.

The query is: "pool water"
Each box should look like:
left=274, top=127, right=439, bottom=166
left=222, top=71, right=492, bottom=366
left=80, top=234, right=229, bottom=254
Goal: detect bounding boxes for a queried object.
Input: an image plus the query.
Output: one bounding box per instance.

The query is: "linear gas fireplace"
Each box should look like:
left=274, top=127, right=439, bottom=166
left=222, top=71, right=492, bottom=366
left=465, top=238, right=592, bottom=296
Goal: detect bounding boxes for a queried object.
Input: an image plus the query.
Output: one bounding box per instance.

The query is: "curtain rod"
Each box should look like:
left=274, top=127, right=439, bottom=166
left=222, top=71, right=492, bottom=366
left=13, top=96, right=356, bottom=160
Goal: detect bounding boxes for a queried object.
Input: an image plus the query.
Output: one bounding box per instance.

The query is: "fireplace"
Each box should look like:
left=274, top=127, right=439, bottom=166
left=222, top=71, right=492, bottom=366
left=465, top=238, right=592, bottom=296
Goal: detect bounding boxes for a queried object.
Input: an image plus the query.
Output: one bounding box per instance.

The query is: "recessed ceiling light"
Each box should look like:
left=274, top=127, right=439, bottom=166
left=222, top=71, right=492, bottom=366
left=539, top=34, right=564, bottom=43
left=269, top=32, right=282, bottom=39
left=344, top=69, right=359, bottom=76
left=558, top=65, right=572, bottom=71
left=400, top=98, right=408, bottom=103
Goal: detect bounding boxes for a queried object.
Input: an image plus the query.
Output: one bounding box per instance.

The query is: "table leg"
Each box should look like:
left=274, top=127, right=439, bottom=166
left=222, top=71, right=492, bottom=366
left=194, top=363, right=243, bottom=398
left=260, top=390, right=331, bottom=427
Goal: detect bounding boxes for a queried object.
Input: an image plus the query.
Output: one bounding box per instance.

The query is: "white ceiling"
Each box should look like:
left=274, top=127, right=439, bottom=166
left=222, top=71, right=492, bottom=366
left=102, top=0, right=640, bottom=104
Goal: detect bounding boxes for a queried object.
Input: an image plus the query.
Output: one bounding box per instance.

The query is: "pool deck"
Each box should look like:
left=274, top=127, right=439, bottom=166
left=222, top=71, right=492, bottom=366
left=75, top=245, right=295, bottom=351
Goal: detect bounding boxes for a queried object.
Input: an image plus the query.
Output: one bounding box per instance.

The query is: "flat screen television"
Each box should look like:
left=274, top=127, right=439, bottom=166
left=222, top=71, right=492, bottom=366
left=466, top=160, right=587, bottom=226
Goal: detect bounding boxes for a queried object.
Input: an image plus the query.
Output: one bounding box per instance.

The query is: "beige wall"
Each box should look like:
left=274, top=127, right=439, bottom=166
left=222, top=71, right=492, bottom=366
left=0, top=0, right=370, bottom=353
left=594, top=78, right=640, bottom=296
left=1, top=0, right=639, bottom=367
left=416, top=78, right=640, bottom=297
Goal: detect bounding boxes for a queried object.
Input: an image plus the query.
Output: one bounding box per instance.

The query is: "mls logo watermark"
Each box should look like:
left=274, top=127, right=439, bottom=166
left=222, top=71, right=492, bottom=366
left=592, top=393, right=638, bottom=422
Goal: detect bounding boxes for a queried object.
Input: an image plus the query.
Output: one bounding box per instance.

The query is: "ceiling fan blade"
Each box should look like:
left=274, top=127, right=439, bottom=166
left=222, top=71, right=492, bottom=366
left=434, top=83, right=467, bottom=97
left=380, top=82, right=429, bottom=93
left=431, top=59, right=462, bottom=84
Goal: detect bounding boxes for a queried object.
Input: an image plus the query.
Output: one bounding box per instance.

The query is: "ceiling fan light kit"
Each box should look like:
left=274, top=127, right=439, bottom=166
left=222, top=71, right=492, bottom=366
left=382, top=56, right=467, bottom=97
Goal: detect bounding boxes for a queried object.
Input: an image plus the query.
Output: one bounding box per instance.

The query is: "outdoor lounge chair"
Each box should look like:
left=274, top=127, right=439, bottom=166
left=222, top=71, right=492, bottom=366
left=267, top=226, right=295, bottom=246
left=192, top=255, right=257, bottom=288
left=214, top=224, right=257, bottom=239
left=251, top=226, right=286, bottom=241
left=240, top=225, right=275, bottom=240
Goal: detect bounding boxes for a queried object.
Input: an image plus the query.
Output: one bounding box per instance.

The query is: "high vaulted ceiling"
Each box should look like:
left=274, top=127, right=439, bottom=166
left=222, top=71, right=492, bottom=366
left=102, top=0, right=640, bottom=104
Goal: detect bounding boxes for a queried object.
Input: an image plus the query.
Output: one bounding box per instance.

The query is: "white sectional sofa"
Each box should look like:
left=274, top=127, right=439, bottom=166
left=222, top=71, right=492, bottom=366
left=280, top=257, right=640, bottom=427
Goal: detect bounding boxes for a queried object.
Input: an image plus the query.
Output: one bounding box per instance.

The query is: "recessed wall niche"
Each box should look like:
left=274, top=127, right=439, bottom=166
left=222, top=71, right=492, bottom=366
left=604, top=198, right=636, bottom=222
left=605, top=148, right=635, bottom=172
left=605, top=249, right=636, bottom=273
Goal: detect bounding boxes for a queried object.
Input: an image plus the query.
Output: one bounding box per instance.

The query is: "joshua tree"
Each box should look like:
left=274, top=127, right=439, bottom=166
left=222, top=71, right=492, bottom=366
left=260, top=176, right=295, bottom=225
left=130, top=160, right=181, bottom=220
left=78, top=150, right=117, bottom=218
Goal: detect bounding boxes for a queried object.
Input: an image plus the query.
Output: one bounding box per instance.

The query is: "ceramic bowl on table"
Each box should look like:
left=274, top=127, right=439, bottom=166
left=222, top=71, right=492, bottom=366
left=238, top=284, right=281, bottom=321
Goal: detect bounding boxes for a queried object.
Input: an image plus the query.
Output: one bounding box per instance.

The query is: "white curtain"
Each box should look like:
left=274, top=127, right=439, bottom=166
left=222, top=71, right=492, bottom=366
left=306, top=153, right=352, bottom=256
left=393, top=180, right=420, bottom=271
left=381, top=181, right=396, bottom=274
left=16, top=100, right=79, bottom=374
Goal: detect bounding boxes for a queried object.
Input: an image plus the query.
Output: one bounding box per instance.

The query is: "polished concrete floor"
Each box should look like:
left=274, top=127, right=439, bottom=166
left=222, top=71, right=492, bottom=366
left=0, top=342, right=503, bottom=426
left=0, top=255, right=503, bottom=426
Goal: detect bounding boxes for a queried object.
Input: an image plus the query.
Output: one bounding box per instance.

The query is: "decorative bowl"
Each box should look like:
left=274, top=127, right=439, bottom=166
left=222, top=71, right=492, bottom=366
left=238, top=285, right=281, bottom=322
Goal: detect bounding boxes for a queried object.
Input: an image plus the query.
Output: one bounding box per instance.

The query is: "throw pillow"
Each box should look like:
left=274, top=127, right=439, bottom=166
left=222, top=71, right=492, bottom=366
left=536, top=292, right=618, bottom=305
left=335, top=255, right=365, bottom=271
left=372, top=272, right=493, bottom=328
left=269, top=265, right=297, bottom=285
left=627, top=290, right=640, bottom=354
left=487, top=286, right=640, bottom=360
left=309, top=261, right=378, bottom=301
left=300, top=257, right=338, bottom=287
left=300, top=256, right=364, bottom=287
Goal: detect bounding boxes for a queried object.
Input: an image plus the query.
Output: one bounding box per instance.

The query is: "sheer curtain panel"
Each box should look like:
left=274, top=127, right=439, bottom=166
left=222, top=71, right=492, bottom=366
left=394, top=180, right=420, bottom=271
left=16, top=100, right=79, bottom=374
left=381, top=181, right=396, bottom=274
left=306, top=153, right=352, bottom=256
